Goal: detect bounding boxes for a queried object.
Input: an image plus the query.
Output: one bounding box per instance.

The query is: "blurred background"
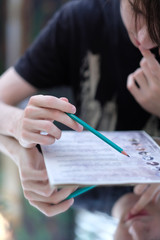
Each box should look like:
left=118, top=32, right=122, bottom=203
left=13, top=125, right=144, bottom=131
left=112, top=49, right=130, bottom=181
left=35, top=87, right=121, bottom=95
left=0, top=1, right=116, bottom=239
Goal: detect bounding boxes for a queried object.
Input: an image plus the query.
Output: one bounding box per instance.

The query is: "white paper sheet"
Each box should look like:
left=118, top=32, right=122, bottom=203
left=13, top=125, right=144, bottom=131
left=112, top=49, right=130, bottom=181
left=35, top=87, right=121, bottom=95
left=41, top=131, right=160, bottom=186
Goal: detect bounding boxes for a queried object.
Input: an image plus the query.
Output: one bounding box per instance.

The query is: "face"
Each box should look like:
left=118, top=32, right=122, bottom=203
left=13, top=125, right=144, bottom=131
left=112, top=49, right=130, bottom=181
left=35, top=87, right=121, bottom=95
left=113, top=193, right=160, bottom=240
left=120, top=0, right=158, bottom=49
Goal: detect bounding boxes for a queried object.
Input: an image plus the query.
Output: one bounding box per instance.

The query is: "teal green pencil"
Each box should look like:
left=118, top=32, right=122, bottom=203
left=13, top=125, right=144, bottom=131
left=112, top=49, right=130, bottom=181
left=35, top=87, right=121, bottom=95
left=66, top=185, right=96, bottom=200
left=65, top=112, right=129, bottom=201
left=66, top=113, right=129, bottom=157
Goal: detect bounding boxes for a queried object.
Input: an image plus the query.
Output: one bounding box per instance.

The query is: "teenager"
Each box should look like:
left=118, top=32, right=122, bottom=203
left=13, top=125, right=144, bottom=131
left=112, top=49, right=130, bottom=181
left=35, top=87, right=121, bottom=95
left=0, top=0, right=160, bottom=219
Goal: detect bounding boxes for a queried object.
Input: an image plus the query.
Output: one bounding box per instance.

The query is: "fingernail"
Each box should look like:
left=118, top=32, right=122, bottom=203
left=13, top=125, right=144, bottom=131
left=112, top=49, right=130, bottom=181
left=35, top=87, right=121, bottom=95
left=72, top=106, right=76, bottom=114
left=67, top=198, right=74, bottom=206
left=129, top=226, right=135, bottom=236
left=78, top=125, right=83, bottom=131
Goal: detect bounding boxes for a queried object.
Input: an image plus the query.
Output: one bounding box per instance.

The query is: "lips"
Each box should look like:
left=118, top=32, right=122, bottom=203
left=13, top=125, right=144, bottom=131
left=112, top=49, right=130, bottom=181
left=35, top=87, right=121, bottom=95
left=133, top=36, right=141, bottom=46
left=125, top=210, right=149, bottom=222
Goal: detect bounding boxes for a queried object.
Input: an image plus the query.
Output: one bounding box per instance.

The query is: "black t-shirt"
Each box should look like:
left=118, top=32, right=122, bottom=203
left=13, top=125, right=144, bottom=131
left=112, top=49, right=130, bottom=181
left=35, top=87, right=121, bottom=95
left=15, top=0, right=160, bottom=131
left=14, top=0, right=160, bottom=214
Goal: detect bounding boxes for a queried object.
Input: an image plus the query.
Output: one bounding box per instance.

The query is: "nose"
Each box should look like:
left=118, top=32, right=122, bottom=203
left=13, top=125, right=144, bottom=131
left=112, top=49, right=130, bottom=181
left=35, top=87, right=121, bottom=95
left=137, top=26, right=156, bottom=49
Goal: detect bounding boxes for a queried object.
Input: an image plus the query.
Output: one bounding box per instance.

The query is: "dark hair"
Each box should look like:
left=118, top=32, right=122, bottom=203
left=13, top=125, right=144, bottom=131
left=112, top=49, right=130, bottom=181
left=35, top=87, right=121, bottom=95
left=129, top=0, right=160, bottom=46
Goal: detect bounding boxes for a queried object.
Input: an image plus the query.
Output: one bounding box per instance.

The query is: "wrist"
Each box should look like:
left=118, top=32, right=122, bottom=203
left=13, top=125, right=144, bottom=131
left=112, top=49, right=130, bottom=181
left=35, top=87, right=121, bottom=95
left=7, top=108, right=23, bottom=140
left=0, top=101, right=23, bottom=139
left=0, top=135, right=21, bottom=166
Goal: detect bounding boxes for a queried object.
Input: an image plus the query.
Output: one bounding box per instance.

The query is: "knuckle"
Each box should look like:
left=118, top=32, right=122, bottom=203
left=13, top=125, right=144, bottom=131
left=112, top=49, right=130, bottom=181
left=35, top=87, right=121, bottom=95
left=24, top=106, right=34, bottom=117
left=134, top=69, right=143, bottom=79
left=41, top=170, right=48, bottom=180
left=150, top=64, right=158, bottom=74
left=28, top=200, right=35, bottom=207
left=127, top=81, right=133, bottom=91
left=44, top=121, right=53, bottom=133
left=52, top=198, right=60, bottom=205
left=28, top=95, right=37, bottom=105
left=52, top=109, right=60, bottom=119
left=20, top=169, right=28, bottom=181
left=23, top=190, right=30, bottom=199
left=21, top=130, right=28, bottom=140
left=140, top=58, right=147, bottom=68
left=44, top=208, right=53, bottom=217
left=133, top=68, right=142, bottom=75
left=41, top=137, right=55, bottom=145
left=127, top=78, right=134, bottom=91
left=62, top=204, right=71, bottom=213
left=151, top=84, right=159, bottom=94
left=56, top=129, right=62, bottom=139
left=46, top=96, right=57, bottom=106
left=43, top=187, right=52, bottom=197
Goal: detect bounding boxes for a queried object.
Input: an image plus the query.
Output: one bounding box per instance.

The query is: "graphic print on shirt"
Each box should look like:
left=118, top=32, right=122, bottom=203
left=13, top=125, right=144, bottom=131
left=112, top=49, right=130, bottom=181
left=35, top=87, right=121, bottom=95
left=79, top=51, right=117, bottom=131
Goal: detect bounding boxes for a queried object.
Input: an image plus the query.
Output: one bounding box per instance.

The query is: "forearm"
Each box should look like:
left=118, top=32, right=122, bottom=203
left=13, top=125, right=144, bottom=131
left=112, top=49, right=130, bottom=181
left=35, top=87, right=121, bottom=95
left=0, top=68, right=82, bottom=148
left=0, top=67, right=37, bottom=138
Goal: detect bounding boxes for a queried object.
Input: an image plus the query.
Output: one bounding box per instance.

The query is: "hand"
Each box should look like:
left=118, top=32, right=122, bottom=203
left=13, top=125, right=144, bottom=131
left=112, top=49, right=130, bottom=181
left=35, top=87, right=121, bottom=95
left=16, top=143, right=77, bottom=216
left=127, top=47, right=160, bottom=117
left=130, top=183, right=160, bottom=214
left=16, top=95, right=83, bottom=148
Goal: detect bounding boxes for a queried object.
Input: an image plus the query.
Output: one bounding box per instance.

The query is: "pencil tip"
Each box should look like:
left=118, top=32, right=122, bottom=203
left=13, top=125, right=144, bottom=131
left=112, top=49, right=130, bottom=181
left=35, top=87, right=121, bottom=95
left=121, top=150, right=130, bottom=157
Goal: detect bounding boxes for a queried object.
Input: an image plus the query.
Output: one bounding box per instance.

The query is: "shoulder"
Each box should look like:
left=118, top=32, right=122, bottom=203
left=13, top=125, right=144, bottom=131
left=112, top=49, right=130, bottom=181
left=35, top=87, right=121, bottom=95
left=47, top=0, right=108, bottom=27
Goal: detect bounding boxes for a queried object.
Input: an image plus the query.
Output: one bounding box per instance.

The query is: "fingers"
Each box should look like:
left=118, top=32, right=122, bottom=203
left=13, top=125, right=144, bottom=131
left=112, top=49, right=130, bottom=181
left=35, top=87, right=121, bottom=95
left=134, top=184, right=149, bottom=195
left=23, top=186, right=77, bottom=217
left=29, top=198, right=74, bottom=217
left=131, top=184, right=160, bottom=214
left=23, top=109, right=83, bottom=132
left=127, top=69, right=148, bottom=101
left=127, top=68, right=147, bottom=91
left=131, top=193, right=151, bottom=215
left=24, top=186, right=77, bottom=203
left=20, top=117, right=82, bottom=147
left=28, top=95, right=76, bottom=114
left=128, top=47, right=160, bottom=94
left=22, top=180, right=54, bottom=197
left=127, top=48, right=160, bottom=117
left=20, top=168, right=48, bottom=181
left=17, top=146, right=75, bottom=216
left=23, top=118, right=61, bottom=138
left=18, top=95, right=83, bottom=148
left=139, top=46, right=160, bottom=74
left=60, top=97, right=69, bottom=102
left=138, top=47, right=160, bottom=86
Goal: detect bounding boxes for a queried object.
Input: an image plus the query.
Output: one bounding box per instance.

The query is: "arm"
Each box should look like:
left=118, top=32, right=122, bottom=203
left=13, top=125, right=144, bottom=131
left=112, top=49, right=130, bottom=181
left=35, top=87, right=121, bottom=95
left=127, top=47, right=160, bottom=118
left=0, top=67, right=83, bottom=148
left=0, top=67, right=37, bottom=137
left=0, top=134, right=76, bottom=216
left=0, top=1, right=84, bottom=148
